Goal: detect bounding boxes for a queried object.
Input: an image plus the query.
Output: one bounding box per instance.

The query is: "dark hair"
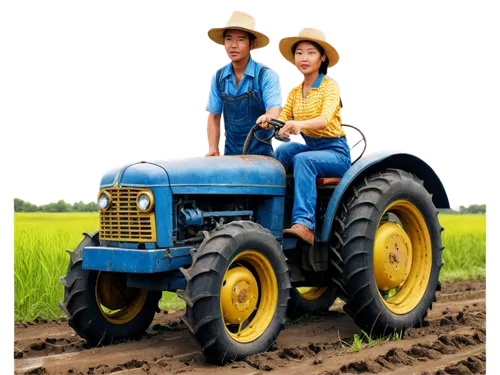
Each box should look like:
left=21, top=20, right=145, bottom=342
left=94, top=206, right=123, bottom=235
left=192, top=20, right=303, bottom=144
left=292, top=40, right=329, bottom=75
left=223, top=29, right=256, bottom=47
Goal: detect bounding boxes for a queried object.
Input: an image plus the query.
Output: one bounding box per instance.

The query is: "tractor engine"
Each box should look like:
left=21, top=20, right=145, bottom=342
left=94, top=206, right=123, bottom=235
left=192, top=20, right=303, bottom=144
left=172, top=194, right=256, bottom=243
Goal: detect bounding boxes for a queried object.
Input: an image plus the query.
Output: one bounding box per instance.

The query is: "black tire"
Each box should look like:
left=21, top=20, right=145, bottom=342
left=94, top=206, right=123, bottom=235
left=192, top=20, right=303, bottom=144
left=339, top=169, right=443, bottom=335
left=58, top=231, right=162, bottom=345
left=286, top=286, right=337, bottom=320
left=179, top=221, right=291, bottom=364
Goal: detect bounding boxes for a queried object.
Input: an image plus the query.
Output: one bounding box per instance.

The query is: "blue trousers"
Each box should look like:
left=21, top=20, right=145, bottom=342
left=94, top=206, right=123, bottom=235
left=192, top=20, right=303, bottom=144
left=276, top=134, right=351, bottom=231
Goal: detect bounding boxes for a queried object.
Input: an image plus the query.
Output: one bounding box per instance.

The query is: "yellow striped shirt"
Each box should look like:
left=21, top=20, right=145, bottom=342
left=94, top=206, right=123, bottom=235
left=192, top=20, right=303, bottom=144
left=279, top=75, right=345, bottom=138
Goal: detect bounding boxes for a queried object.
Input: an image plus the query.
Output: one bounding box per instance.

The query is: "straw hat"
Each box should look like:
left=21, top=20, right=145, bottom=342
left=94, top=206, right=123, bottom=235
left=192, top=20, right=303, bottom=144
left=208, top=11, right=269, bottom=49
left=279, top=28, right=339, bottom=67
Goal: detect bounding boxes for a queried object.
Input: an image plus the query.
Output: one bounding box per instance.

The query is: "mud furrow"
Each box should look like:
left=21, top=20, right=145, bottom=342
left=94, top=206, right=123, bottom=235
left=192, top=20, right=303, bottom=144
left=436, top=289, right=485, bottom=303
left=246, top=328, right=486, bottom=375
left=14, top=335, right=86, bottom=360
left=336, top=329, right=486, bottom=375
left=420, top=351, right=486, bottom=375
left=15, top=333, right=193, bottom=374
left=14, top=279, right=487, bottom=375
left=440, top=280, right=485, bottom=294
left=14, top=311, right=185, bottom=361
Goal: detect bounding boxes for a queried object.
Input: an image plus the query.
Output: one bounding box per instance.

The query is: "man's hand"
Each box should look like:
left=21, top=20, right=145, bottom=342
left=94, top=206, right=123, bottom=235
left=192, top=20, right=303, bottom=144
left=278, top=120, right=302, bottom=136
left=205, top=149, right=220, bottom=157
left=256, top=114, right=273, bottom=129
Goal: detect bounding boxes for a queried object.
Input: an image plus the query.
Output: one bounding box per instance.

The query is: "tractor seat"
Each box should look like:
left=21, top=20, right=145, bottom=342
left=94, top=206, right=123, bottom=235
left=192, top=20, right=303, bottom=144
left=286, top=175, right=342, bottom=188
left=316, top=122, right=368, bottom=186
left=316, top=177, right=341, bottom=186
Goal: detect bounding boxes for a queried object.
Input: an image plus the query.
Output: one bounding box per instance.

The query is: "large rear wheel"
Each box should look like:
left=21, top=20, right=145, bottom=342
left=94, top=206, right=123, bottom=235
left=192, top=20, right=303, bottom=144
left=179, top=221, right=290, bottom=364
left=340, top=169, right=443, bottom=335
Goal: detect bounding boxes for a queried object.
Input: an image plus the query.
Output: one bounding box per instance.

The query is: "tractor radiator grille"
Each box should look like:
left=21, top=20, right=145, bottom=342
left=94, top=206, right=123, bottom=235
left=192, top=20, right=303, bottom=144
left=99, top=188, right=156, bottom=242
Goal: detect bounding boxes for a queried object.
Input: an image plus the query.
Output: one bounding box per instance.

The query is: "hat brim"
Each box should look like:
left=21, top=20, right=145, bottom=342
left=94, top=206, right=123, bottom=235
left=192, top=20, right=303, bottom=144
left=208, top=27, right=269, bottom=49
left=279, top=37, right=339, bottom=67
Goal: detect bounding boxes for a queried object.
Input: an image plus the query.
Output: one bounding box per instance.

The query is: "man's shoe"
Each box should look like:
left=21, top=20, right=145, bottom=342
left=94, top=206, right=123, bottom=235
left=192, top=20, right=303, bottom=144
left=283, top=224, right=314, bottom=245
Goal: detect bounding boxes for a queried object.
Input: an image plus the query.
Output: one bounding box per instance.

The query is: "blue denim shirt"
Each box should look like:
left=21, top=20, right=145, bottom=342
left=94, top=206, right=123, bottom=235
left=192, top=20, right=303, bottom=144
left=206, top=56, right=282, bottom=114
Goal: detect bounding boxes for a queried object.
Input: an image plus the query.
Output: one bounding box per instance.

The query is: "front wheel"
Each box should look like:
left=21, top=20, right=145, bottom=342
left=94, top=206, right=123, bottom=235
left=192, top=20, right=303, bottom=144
left=58, top=231, right=161, bottom=345
left=340, top=169, right=443, bottom=335
left=179, top=221, right=291, bottom=364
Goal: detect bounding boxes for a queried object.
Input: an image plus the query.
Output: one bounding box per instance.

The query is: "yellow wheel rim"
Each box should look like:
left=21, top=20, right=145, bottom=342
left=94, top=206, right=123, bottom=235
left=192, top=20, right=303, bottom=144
left=220, top=250, right=278, bottom=343
left=297, top=287, right=328, bottom=301
left=95, top=272, right=148, bottom=324
left=374, top=200, right=432, bottom=314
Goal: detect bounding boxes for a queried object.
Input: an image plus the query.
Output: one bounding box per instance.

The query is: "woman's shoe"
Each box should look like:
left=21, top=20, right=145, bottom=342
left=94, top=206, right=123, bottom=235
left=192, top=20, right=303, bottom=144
left=283, top=224, right=314, bottom=245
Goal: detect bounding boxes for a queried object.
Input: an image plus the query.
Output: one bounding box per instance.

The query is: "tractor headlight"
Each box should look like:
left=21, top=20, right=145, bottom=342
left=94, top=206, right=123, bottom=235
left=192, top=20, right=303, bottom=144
left=137, top=192, right=154, bottom=212
left=98, top=191, right=111, bottom=211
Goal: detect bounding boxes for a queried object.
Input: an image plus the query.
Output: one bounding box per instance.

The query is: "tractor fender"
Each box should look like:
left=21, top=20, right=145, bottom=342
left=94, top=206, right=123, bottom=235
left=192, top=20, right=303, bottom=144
left=319, top=150, right=450, bottom=242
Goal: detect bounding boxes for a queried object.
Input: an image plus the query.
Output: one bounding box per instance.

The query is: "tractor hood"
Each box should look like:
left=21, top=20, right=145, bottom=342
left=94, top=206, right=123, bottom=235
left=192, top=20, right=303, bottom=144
left=100, top=156, right=286, bottom=196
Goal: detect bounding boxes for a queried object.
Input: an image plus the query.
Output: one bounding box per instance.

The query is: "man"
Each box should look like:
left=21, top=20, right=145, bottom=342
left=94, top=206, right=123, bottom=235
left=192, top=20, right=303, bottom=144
left=205, top=11, right=282, bottom=157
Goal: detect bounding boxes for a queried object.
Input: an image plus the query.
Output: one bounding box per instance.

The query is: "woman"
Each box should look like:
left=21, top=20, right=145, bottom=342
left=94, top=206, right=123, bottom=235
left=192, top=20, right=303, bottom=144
left=257, top=28, right=351, bottom=245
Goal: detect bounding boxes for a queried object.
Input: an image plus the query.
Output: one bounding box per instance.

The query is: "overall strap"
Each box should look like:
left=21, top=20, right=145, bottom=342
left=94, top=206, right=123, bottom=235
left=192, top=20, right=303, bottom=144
left=217, top=65, right=269, bottom=96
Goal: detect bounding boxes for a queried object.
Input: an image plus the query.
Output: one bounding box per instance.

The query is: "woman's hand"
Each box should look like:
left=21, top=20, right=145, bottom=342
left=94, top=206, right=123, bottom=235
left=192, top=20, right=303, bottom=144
left=256, top=114, right=273, bottom=129
left=278, top=120, right=303, bottom=136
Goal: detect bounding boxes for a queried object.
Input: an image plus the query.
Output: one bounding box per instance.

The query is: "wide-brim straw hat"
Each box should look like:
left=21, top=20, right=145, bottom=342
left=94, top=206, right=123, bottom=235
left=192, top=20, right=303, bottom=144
left=279, top=28, right=339, bottom=67
left=208, top=11, right=269, bottom=49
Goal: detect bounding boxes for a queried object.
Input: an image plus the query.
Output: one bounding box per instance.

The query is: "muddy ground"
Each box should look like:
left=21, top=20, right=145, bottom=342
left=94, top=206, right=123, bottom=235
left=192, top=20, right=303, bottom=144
left=14, top=279, right=487, bottom=375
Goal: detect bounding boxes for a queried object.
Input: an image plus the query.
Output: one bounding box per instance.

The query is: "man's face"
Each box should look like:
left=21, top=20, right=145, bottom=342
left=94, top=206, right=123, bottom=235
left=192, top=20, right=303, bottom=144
left=224, top=29, right=254, bottom=63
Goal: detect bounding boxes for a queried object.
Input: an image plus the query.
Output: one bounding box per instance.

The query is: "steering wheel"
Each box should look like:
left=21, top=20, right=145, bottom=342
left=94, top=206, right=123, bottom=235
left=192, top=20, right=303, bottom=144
left=242, top=118, right=290, bottom=155
left=242, top=120, right=367, bottom=164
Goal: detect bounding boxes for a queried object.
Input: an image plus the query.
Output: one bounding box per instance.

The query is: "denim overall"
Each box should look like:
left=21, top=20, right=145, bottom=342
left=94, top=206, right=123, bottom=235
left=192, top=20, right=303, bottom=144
left=276, top=134, right=351, bottom=231
left=217, top=67, right=274, bottom=157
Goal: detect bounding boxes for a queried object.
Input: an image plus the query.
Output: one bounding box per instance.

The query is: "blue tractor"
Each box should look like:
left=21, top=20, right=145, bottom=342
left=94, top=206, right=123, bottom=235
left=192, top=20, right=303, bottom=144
left=59, top=120, right=449, bottom=363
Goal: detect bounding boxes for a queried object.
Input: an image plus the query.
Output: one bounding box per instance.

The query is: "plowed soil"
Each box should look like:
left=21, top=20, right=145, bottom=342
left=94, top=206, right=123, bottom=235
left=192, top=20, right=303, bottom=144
left=14, top=279, right=487, bottom=375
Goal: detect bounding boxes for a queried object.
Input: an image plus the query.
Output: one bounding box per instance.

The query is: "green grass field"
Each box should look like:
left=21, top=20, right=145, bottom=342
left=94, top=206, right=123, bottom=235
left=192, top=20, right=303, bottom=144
left=14, top=213, right=486, bottom=322
left=440, top=214, right=486, bottom=280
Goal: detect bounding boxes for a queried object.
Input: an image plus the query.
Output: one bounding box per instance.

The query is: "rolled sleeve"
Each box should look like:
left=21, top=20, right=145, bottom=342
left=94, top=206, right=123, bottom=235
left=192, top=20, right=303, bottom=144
left=320, top=80, right=340, bottom=124
left=260, top=69, right=282, bottom=110
left=206, top=72, right=223, bottom=114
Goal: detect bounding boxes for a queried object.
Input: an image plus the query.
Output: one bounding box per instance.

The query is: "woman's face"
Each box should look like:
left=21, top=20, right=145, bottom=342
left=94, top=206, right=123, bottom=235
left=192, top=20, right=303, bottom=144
left=294, top=41, right=324, bottom=76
